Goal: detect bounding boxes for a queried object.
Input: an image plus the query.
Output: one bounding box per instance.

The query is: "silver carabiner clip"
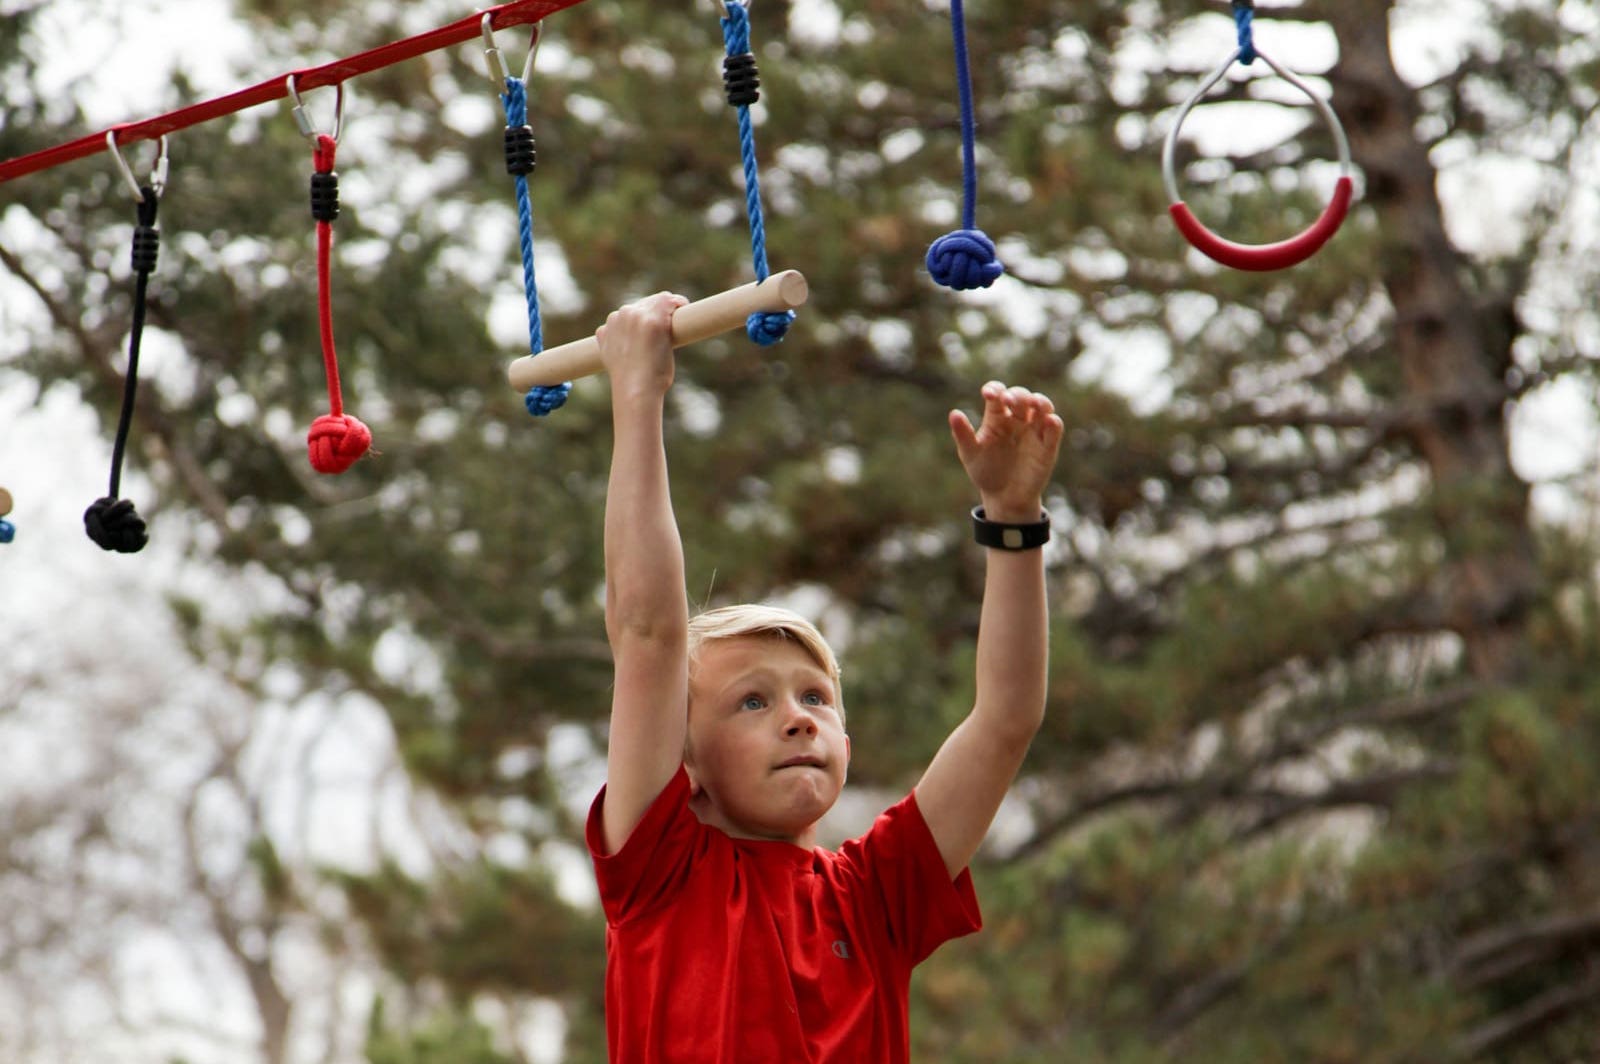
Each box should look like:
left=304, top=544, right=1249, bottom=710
left=286, top=74, right=344, bottom=144
left=481, top=12, right=541, bottom=88
left=106, top=130, right=169, bottom=202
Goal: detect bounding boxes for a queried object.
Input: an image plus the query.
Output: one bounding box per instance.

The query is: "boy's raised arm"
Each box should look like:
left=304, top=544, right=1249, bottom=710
left=915, top=381, right=1064, bottom=879
left=596, top=292, right=692, bottom=856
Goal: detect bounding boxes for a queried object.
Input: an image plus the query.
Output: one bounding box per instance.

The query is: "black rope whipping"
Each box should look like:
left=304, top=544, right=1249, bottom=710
left=85, top=187, right=158, bottom=553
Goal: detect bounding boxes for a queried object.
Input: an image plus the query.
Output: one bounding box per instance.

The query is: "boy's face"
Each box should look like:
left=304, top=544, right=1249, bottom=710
left=685, top=635, right=850, bottom=847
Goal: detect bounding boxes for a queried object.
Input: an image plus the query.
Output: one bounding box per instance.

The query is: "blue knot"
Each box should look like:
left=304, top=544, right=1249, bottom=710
left=926, top=229, right=1004, bottom=290
left=0, top=519, right=13, bottom=544
left=746, top=310, right=794, bottom=346
left=525, top=383, right=571, bottom=417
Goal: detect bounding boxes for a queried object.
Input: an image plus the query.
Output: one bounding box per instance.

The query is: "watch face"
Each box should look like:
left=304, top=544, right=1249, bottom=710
left=1003, top=529, right=1024, bottom=549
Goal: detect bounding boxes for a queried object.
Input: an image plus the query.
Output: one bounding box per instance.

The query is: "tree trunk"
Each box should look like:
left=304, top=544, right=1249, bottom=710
left=1326, top=0, right=1540, bottom=680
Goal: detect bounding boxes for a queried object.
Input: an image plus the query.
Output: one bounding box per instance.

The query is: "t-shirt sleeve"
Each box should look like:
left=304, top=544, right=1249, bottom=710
left=837, top=790, right=983, bottom=966
left=586, top=766, right=703, bottom=926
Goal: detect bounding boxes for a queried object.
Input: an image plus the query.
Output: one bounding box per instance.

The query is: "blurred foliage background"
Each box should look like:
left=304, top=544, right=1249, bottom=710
left=3, top=0, right=1600, bottom=1060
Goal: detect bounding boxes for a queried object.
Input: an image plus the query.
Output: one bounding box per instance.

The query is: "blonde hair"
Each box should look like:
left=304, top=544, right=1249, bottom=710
left=688, top=604, right=844, bottom=720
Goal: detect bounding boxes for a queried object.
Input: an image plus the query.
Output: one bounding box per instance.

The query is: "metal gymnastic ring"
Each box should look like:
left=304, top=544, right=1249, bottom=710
left=1162, top=47, right=1354, bottom=271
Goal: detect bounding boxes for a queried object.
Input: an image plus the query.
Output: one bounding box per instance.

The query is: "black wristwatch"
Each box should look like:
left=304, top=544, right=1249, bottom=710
left=971, top=506, right=1050, bottom=551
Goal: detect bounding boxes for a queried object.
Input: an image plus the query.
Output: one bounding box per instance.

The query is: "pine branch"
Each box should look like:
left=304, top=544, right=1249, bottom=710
left=1229, top=760, right=1458, bottom=840
left=1006, top=686, right=1474, bottom=861
left=1451, top=967, right=1600, bottom=1060
left=1452, top=906, right=1600, bottom=989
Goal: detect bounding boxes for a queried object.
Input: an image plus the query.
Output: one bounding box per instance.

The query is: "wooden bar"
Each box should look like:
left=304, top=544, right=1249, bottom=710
left=507, top=270, right=810, bottom=390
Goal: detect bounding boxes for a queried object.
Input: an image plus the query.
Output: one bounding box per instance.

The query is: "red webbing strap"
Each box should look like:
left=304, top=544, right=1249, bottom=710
left=0, top=0, right=590, bottom=185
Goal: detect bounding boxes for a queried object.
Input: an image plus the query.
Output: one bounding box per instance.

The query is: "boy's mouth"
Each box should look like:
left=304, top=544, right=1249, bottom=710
left=775, top=755, right=825, bottom=770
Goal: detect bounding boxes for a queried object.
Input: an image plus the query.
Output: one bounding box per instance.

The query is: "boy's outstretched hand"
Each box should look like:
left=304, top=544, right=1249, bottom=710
left=949, top=381, right=1065, bottom=522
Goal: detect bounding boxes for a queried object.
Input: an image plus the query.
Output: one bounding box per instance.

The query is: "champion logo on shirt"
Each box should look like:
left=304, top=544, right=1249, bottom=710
left=831, top=940, right=852, bottom=960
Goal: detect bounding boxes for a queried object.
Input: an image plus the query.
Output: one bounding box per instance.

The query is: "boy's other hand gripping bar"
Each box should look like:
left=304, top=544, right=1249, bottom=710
left=506, top=270, right=810, bottom=390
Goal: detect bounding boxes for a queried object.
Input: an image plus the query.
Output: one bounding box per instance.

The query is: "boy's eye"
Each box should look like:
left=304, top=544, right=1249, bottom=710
left=802, top=691, right=825, bottom=706
left=740, top=695, right=766, bottom=711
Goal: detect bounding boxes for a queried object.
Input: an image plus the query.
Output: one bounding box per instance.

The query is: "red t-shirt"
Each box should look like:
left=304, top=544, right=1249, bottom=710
left=586, top=767, right=982, bottom=1064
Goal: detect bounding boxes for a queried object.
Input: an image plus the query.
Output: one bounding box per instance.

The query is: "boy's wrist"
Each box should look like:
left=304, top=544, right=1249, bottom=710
left=609, top=376, right=673, bottom=409
left=976, top=495, right=1043, bottom=524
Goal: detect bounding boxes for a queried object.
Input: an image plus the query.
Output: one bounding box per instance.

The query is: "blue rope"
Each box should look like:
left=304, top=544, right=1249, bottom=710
left=501, top=77, right=570, bottom=417
left=1233, top=0, right=1256, bottom=65
left=722, top=2, right=793, bottom=345
left=0, top=519, right=13, bottom=544
left=926, top=0, right=1003, bottom=291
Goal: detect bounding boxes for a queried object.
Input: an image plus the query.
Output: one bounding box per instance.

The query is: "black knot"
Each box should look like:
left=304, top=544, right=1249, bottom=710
left=504, top=125, right=537, bottom=177
left=84, top=496, right=148, bottom=553
left=310, top=171, right=340, bottom=223
left=131, top=226, right=160, bottom=273
left=723, top=52, right=760, bottom=107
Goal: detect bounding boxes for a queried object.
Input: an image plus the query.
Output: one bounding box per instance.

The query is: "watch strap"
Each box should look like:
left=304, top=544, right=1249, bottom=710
left=971, top=506, right=1050, bottom=550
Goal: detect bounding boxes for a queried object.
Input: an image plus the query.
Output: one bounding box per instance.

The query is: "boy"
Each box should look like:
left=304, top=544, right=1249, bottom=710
left=586, top=292, right=1063, bottom=1063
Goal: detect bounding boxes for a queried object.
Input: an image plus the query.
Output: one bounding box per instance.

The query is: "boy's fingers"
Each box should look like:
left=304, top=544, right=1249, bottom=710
left=979, top=381, right=1011, bottom=432
left=1007, top=385, right=1032, bottom=417
left=949, top=409, right=978, bottom=456
left=1041, top=412, right=1065, bottom=446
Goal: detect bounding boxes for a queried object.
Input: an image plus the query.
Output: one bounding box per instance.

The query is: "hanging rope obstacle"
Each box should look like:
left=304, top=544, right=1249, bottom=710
left=505, top=0, right=809, bottom=395
left=720, top=0, right=794, bottom=344
left=926, top=0, right=1003, bottom=291
left=482, top=14, right=571, bottom=418
left=0, top=487, right=15, bottom=544
left=291, top=78, right=372, bottom=473
left=1162, top=0, right=1354, bottom=271
left=84, top=133, right=169, bottom=554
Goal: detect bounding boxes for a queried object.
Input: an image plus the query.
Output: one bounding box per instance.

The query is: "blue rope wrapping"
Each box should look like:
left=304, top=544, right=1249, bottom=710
left=926, top=0, right=1003, bottom=291
left=0, top=518, right=13, bottom=544
left=722, top=2, right=793, bottom=345
left=501, top=77, right=570, bottom=417
left=1233, top=0, right=1256, bottom=65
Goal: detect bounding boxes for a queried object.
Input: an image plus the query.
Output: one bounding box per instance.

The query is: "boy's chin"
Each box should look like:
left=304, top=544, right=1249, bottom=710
left=765, top=790, right=839, bottom=834
left=737, top=794, right=838, bottom=841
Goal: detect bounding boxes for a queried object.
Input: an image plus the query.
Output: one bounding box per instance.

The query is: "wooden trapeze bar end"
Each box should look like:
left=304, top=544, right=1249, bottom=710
left=506, top=269, right=810, bottom=392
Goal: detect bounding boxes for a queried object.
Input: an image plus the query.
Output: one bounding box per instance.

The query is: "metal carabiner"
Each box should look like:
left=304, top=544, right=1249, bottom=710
left=106, top=131, right=169, bottom=202
left=481, top=12, right=542, bottom=88
left=286, top=74, right=344, bottom=144
left=713, top=0, right=752, bottom=12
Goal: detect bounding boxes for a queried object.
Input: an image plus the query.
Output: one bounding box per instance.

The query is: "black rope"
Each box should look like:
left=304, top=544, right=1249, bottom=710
left=85, top=187, right=158, bottom=553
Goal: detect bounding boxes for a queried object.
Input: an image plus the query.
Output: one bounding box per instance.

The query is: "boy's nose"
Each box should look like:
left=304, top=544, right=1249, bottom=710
left=784, top=708, right=817, bottom=737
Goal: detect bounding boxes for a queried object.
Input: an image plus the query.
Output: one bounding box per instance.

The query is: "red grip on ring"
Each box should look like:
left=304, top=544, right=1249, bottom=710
left=1169, top=176, right=1354, bottom=271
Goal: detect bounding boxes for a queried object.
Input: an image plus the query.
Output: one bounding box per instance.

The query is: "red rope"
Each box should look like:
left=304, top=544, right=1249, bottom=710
left=306, top=133, right=371, bottom=475
left=0, top=0, right=590, bottom=185
left=315, top=136, right=344, bottom=419
left=318, top=223, right=343, bottom=417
